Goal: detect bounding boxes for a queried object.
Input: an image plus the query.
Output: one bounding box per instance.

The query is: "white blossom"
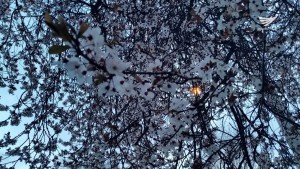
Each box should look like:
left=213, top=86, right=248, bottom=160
left=105, top=57, right=131, bottom=76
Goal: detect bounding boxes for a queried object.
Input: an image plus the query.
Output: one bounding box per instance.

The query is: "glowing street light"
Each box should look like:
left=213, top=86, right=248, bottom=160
left=191, top=86, right=202, bottom=96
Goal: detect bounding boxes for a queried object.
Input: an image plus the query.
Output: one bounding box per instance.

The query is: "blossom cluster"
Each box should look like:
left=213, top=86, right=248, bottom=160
left=1, top=0, right=297, bottom=168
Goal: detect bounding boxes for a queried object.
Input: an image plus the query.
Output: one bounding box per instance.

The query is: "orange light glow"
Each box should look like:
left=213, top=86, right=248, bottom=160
left=191, top=86, right=201, bottom=95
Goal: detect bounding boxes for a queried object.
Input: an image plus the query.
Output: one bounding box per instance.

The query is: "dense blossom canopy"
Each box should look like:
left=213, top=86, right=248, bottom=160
left=1, top=0, right=300, bottom=168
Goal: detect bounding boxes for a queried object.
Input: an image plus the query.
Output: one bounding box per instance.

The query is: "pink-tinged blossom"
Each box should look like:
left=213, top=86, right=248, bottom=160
left=147, top=59, right=162, bottom=72
left=81, top=27, right=104, bottom=48
left=112, top=75, right=136, bottom=96
left=170, top=98, right=189, bottom=111
left=97, top=81, right=117, bottom=97
left=161, top=82, right=178, bottom=94
left=105, top=57, right=131, bottom=76
left=53, top=57, right=92, bottom=84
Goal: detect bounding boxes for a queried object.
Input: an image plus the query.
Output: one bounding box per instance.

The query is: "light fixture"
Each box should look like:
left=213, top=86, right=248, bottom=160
left=191, top=86, right=201, bottom=96
left=191, top=81, right=202, bottom=96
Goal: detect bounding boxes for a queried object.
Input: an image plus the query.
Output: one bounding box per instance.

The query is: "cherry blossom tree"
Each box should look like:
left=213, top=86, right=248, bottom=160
left=1, top=0, right=300, bottom=168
